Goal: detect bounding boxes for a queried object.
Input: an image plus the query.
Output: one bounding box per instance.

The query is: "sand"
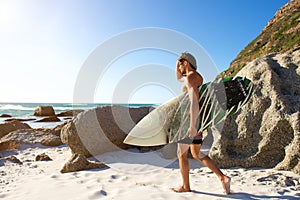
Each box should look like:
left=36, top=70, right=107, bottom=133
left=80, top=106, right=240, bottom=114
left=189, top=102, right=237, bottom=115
left=0, top=144, right=299, bottom=200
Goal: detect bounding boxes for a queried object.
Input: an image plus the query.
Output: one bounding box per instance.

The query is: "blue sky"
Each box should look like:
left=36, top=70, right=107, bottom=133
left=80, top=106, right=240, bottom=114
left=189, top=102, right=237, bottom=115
left=0, top=0, right=289, bottom=103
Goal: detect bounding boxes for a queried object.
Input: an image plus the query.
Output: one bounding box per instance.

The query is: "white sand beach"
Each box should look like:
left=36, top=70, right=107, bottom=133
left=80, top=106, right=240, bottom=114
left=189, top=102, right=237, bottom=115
left=1, top=145, right=299, bottom=200
left=1, top=1, right=300, bottom=199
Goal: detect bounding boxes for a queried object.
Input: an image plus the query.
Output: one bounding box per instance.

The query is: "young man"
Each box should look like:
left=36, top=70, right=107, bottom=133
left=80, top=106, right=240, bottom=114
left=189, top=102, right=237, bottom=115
left=171, top=52, right=231, bottom=194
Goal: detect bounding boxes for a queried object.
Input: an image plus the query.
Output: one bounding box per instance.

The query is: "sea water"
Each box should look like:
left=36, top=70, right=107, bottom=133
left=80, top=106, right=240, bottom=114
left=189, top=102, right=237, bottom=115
left=0, top=102, right=157, bottom=128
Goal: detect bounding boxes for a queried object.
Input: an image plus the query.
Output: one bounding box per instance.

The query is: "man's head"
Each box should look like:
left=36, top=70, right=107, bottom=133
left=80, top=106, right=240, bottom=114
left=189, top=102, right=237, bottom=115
left=178, top=52, right=197, bottom=70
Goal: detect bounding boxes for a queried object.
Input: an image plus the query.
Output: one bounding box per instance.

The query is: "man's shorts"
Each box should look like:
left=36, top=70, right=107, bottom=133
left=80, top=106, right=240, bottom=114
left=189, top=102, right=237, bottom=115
left=178, top=132, right=203, bottom=145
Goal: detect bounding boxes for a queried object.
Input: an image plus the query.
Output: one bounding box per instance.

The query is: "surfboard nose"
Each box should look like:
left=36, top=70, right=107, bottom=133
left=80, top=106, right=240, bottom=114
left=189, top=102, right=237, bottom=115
left=123, top=108, right=168, bottom=146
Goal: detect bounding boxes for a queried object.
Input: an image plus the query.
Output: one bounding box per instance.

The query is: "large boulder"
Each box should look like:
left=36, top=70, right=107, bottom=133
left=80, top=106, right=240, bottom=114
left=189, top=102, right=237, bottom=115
left=210, top=50, right=300, bottom=174
left=34, top=106, right=55, bottom=116
left=61, top=106, right=152, bottom=157
left=0, top=122, right=66, bottom=151
left=0, top=120, right=31, bottom=138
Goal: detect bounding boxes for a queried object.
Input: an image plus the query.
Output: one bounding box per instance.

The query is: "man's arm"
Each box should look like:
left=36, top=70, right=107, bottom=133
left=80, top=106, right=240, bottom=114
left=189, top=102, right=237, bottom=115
left=187, top=85, right=200, bottom=137
left=186, top=73, right=202, bottom=137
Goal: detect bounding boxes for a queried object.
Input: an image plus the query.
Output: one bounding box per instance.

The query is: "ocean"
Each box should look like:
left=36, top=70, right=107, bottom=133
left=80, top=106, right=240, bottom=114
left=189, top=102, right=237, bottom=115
left=0, top=103, right=157, bottom=117
left=0, top=102, right=157, bottom=128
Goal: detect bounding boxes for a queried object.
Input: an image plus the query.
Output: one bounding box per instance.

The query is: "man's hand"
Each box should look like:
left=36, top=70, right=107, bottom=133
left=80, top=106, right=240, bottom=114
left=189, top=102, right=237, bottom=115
left=187, top=126, right=198, bottom=139
left=176, top=61, right=185, bottom=82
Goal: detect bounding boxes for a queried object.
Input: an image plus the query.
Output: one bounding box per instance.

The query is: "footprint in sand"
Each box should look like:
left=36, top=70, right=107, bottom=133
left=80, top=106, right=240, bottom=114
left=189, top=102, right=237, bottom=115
left=88, top=186, right=107, bottom=199
left=111, top=174, right=118, bottom=179
left=108, top=174, right=128, bottom=183
left=50, top=174, right=58, bottom=179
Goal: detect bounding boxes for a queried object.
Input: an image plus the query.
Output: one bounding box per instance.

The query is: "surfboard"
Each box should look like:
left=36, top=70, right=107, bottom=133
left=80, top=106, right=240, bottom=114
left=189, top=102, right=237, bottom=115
left=124, top=76, right=253, bottom=146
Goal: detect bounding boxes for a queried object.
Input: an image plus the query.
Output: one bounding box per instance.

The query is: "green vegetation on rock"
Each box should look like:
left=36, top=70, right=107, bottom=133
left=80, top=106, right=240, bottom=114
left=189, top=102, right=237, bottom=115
left=221, top=1, right=300, bottom=78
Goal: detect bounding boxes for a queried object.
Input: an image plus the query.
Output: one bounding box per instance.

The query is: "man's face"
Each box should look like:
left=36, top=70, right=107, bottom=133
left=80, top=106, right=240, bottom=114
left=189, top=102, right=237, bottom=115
left=177, top=59, right=187, bottom=73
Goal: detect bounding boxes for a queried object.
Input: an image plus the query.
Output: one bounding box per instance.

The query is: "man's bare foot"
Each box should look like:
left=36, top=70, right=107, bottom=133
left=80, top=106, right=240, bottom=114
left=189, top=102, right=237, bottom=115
left=221, top=176, right=231, bottom=194
left=171, top=185, right=191, bottom=193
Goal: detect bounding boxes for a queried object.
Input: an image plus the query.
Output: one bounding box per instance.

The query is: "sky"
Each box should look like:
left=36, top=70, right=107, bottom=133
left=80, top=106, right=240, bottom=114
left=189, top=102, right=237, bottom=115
left=0, top=0, right=289, bottom=104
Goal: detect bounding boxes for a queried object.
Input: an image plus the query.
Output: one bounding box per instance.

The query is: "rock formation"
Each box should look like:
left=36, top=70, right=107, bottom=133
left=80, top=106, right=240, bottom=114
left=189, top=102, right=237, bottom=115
left=0, top=114, right=12, bottom=118
left=3, top=156, right=23, bottom=165
left=0, top=123, right=65, bottom=151
left=56, top=109, right=84, bottom=117
left=0, top=120, right=31, bottom=138
left=210, top=50, right=300, bottom=174
left=221, top=0, right=300, bottom=77
left=60, top=153, right=106, bottom=173
left=61, top=106, right=152, bottom=157
left=35, top=116, right=61, bottom=123
left=4, top=118, right=36, bottom=122
left=35, top=153, right=52, bottom=161
left=34, top=106, right=56, bottom=116
left=215, top=0, right=300, bottom=175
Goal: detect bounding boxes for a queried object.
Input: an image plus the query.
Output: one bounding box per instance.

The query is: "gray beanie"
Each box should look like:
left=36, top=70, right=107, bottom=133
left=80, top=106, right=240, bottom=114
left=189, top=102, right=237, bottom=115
left=178, top=52, right=197, bottom=70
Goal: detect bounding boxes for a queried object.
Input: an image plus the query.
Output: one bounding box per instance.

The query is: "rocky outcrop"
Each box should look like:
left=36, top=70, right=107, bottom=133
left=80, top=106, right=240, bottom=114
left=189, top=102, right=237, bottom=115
left=34, top=106, right=56, bottom=116
left=61, top=106, right=152, bottom=157
left=0, top=120, right=31, bottom=138
left=222, top=0, right=300, bottom=78
left=60, top=153, right=106, bottom=173
left=210, top=50, right=300, bottom=174
left=4, top=118, right=36, bottom=122
left=35, top=116, right=61, bottom=123
left=0, top=123, right=65, bottom=151
left=56, top=110, right=84, bottom=117
left=266, top=0, right=300, bottom=29
left=0, top=114, right=12, bottom=118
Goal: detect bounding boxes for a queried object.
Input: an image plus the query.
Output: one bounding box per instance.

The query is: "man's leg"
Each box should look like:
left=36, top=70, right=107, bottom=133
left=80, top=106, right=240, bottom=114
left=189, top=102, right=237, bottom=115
left=190, top=144, right=231, bottom=194
left=171, top=143, right=191, bottom=192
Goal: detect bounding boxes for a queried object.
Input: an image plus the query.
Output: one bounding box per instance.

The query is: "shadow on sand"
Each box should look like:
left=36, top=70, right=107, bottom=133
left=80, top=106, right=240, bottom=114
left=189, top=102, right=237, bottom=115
left=191, top=190, right=300, bottom=200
